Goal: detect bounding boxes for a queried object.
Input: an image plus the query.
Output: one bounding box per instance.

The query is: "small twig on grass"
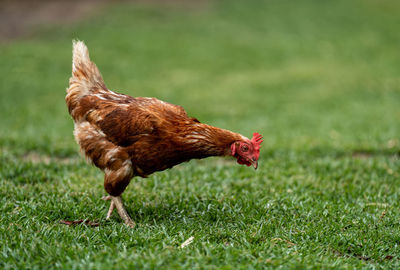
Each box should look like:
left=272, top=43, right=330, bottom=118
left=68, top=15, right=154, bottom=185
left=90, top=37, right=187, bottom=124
left=179, top=236, right=194, bottom=248
left=59, top=219, right=100, bottom=227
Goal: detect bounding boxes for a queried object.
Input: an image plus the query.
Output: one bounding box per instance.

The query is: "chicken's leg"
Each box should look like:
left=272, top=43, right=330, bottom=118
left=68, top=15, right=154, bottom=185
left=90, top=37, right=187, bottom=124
left=102, top=196, right=115, bottom=219
left=102, top=195, right=135, bottom=228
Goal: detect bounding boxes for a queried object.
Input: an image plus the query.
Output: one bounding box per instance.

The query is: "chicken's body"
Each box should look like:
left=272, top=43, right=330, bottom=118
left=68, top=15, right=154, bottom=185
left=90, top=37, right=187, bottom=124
left=66, top=41, right=262, bottom=226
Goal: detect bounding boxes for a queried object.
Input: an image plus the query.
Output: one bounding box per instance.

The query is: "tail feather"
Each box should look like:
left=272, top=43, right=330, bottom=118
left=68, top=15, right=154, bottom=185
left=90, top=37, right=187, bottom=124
left=66, top=40, right=106, bottom=118
left=70, top=40, right=106, bottom=91
left=72, top=40, right=90, bottom=74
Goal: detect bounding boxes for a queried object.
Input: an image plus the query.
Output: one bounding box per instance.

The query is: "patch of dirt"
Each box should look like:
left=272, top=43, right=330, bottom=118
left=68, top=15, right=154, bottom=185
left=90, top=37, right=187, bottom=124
left=0, top=0, right=111, bottom=40
left=352, top=150, right=399, bottom=159
left=0, top=0, right=211, bottom=41
left=0, top=0, right=111, bottom=41
left=332, top=248, right=396, bottom=262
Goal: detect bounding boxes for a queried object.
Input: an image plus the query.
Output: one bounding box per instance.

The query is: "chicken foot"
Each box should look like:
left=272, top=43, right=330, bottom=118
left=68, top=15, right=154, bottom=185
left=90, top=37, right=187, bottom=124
left=102, top=195, right=135, bottom=228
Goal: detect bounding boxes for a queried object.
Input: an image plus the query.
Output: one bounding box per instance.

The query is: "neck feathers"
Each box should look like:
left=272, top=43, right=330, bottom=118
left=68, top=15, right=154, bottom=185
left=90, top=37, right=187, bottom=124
left=181, top=123, right=245, bottom=157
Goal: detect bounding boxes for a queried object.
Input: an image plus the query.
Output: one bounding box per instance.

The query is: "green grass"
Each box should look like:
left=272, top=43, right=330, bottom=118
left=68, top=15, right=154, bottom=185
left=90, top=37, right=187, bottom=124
left=1, top=0, right=400, bottom=268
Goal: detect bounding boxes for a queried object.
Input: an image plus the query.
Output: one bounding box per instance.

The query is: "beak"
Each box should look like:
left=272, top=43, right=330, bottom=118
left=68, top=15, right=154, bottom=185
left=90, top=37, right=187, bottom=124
left=250, top=159, right=258, bottom=170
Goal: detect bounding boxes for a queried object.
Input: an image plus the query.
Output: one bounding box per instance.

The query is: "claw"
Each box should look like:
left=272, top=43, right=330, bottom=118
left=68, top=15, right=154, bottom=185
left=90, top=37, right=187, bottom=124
left=106, top=200, right=115, bottom=219
left=103, top=195, right=135, bottom=228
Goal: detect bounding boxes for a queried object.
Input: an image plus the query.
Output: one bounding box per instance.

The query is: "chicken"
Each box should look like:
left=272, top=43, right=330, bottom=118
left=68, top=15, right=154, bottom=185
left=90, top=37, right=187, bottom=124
left=66, top=41, right=263, bottom=227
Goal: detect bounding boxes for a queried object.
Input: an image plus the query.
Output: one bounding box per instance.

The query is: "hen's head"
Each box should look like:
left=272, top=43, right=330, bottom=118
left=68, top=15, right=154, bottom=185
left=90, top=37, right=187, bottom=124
left=231, top=132, right=263, bottom=169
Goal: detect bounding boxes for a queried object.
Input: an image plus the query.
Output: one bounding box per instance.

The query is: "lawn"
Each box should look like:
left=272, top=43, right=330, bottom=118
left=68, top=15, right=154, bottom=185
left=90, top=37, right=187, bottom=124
left=1, top=0, right=400, bottom=268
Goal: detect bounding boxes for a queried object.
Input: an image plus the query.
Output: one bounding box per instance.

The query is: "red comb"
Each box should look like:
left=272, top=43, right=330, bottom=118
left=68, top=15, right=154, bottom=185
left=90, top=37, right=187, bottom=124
left=251, top=132, right=263, bottom=151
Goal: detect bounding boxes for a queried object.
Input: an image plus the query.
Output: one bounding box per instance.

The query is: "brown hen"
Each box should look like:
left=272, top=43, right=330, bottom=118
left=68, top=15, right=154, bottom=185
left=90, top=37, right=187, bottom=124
left=66, top=41, right=263, bottom=227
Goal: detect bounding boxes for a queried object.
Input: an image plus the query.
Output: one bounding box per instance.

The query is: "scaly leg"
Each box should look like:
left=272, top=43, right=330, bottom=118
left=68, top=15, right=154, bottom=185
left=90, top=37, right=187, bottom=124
left=102, top=195, right=135, bottom=228
left=102, top=196, right=115, bottom=219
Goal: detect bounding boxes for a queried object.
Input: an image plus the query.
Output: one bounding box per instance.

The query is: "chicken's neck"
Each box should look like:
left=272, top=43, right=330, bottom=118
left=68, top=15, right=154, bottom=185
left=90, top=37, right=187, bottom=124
left=181, top=123, right=245, bottom=158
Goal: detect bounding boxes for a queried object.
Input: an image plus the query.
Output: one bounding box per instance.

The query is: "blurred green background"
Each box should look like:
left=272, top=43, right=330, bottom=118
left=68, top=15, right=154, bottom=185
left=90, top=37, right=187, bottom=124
left=1, top=0, right=399, bottom=268
left=1, top=0, right=399, bottom=155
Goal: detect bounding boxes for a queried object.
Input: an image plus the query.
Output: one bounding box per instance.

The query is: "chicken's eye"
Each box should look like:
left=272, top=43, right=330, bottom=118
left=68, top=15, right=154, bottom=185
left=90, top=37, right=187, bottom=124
left=241, top=145, right=248, bottom=152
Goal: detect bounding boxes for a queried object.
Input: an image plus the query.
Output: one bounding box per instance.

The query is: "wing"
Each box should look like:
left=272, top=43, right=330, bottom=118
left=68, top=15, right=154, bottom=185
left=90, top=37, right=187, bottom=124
left=83, top=95, right=194, bottom=147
